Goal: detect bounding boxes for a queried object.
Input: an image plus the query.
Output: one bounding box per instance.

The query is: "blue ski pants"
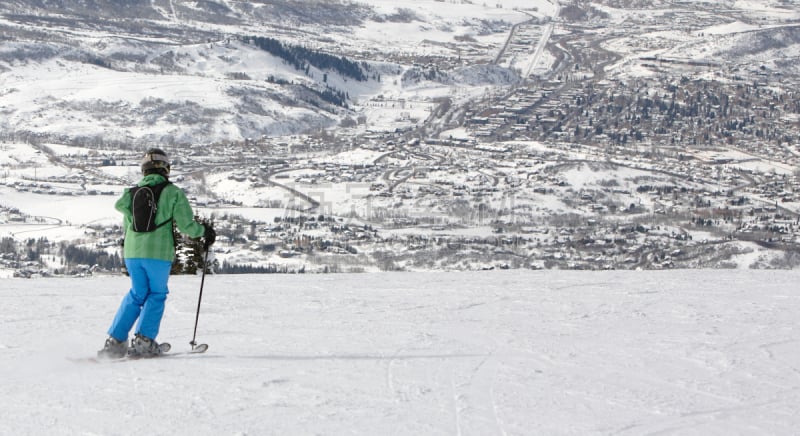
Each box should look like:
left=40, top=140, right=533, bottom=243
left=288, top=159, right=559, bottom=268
left=108, top=258, right=172, bottom=342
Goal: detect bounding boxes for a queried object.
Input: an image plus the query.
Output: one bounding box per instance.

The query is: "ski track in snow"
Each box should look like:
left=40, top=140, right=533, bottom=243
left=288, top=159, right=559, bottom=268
left=1, top=270, right=800, bottom=435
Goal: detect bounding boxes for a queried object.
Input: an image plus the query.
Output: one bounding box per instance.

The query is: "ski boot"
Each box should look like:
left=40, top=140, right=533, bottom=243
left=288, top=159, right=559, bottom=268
left=97, top=336, right=127, bottom=359
left=129, top=334, right=163, bottom=358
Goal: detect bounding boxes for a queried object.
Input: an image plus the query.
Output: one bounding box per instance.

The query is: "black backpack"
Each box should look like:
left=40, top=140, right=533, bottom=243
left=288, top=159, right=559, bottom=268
left=130, top=181, right=171, bottom=232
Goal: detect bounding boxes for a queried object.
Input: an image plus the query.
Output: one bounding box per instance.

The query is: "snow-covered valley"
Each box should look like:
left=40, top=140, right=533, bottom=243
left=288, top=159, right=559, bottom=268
left=2, top=270, right=799, bottom=435
left=1, top=1, right=800, bottom=273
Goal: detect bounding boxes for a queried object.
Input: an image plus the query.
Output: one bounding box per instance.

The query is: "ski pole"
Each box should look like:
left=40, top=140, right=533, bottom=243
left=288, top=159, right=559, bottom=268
left=190, top=248, right=210, bottom=349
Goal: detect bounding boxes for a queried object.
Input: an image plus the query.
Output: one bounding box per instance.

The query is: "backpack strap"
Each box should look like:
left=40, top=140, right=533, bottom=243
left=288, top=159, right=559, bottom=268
left=151, top=181, right=173, bottom=229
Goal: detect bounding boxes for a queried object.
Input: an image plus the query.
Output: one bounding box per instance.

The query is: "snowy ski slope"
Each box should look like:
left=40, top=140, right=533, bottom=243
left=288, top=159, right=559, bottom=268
left=2, top=269, right=799, bottom=435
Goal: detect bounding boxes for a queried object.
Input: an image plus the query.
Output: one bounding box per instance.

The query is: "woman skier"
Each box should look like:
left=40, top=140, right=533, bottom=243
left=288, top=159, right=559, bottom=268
left=98, top=148, right=215, bottom=358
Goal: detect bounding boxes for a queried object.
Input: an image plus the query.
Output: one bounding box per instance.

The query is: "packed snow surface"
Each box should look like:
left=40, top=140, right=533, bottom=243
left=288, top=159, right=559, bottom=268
left=2, top=270, right=800, bottom=435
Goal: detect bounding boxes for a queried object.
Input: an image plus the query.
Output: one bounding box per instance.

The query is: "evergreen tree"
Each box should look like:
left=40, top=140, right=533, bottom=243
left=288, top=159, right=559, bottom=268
left=172, top=216, right=216, bottom=275
left=248, top=35, right=367, bottom=82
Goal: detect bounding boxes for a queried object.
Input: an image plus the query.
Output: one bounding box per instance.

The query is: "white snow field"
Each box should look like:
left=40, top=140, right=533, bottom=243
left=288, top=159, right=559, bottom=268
left=2, top=270, right=800, bottom=435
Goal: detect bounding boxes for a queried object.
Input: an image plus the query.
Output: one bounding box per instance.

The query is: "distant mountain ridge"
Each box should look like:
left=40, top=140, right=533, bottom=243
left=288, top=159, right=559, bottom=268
left=0, top=1, right=382, bottom=145
left=0, top=0, right=536, bottom=146
left=0, top=0, right=371, bottom=25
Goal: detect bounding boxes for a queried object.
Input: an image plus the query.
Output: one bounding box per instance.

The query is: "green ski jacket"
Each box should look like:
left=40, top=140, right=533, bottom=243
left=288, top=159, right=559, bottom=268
left=115, top=174, right=205, bottom=262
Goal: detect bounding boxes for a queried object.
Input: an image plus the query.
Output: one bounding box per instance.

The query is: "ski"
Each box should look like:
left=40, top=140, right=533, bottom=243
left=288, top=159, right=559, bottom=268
left=70, top=342, right=209, bottom=364
left=134, top=343, right=208, bottom=358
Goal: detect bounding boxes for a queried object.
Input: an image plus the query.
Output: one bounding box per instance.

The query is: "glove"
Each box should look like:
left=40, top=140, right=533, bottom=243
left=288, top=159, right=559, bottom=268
left=203, top=224, right=216, bottom=250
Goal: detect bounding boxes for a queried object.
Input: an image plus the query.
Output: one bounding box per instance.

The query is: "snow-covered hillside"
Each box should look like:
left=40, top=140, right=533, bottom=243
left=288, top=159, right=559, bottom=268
left=0, top=0, right=546, bottom=144
left=3, top=270, right=800, bottom=435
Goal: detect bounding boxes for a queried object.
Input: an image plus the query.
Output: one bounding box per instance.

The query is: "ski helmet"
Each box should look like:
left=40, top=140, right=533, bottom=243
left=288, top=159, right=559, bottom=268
left=141, top=148, right=171, bottom=176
